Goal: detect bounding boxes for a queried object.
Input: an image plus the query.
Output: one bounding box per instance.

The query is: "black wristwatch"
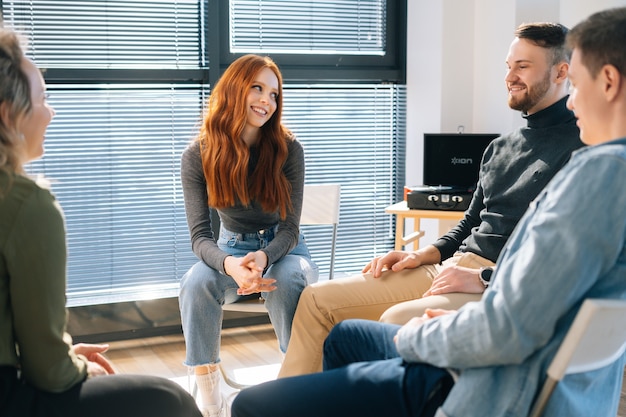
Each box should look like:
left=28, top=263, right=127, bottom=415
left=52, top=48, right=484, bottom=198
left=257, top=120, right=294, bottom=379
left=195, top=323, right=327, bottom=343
left=479, top=267, right=494, bottom=288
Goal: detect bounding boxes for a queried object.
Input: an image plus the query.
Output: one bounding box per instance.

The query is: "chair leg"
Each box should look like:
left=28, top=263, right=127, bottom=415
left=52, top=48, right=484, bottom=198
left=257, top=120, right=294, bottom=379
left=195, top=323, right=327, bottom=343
left=528, top=378, right=557, bottom=417
left=328, top=225, right=337, bottom=280
left=219, top=363, right=253, bottom=390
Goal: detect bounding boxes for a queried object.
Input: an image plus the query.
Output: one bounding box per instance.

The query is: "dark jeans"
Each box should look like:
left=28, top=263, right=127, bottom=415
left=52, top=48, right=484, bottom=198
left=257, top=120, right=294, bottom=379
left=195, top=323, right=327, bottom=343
left=231, top=319, right=454, bottom=417
left=0, top=367, right=202, bottom=417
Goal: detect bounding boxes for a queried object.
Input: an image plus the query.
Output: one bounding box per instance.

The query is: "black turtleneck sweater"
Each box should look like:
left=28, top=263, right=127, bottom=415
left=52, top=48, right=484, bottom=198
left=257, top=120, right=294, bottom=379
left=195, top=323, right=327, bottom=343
left=433, top=95, right=584, bottom=262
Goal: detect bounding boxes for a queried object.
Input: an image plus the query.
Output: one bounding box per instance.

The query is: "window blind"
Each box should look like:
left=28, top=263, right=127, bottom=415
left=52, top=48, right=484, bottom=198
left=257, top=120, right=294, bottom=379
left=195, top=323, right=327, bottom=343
left=2, top=0, right=201, bottom=69
left=5, top=0, right=406, bottom=306
left=3, top=0, right=208, bottom=306
left=285, top=85, right=405, bottom=275
left=27, top=85, right=206, bottom=306
left=230, top=0, right=386, bottom=55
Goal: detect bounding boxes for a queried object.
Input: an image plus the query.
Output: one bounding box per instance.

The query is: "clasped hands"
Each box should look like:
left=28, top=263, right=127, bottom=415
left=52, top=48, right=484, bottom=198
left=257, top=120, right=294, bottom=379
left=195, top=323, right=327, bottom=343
left=225, top=251, right=277, bottom=296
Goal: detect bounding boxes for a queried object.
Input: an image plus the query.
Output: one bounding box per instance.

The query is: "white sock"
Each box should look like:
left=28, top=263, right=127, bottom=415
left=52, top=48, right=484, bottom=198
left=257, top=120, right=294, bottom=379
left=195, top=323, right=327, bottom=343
left=196, top=370, right=222, bottom=411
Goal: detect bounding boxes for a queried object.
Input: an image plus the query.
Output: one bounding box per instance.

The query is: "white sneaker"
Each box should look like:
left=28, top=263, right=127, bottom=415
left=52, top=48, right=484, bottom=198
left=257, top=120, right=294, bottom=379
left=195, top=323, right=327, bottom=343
left=200, top=394, right=230, bottom=417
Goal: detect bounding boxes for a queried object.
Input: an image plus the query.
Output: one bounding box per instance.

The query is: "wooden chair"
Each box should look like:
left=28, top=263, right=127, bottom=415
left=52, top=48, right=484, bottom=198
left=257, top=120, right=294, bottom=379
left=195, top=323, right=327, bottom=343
left=528, top=298, right=626, bottom=417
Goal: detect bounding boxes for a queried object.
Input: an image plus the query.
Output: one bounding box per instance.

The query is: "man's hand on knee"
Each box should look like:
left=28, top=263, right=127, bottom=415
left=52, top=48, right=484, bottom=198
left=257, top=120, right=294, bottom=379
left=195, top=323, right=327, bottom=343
left=423, top=265, right=485, bottom=296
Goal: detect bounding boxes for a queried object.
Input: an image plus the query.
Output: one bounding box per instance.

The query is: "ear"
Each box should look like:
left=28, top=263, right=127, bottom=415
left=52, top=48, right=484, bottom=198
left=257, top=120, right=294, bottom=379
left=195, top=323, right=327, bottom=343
left=602, top=64, right=623, bottom=102
left=555, top=61, right=569, bottom=84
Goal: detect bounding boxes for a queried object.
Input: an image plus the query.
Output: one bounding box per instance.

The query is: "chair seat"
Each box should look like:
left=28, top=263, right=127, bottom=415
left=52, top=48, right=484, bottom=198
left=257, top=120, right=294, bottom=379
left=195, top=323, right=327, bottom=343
left=222, top=297, right=267, bottom=313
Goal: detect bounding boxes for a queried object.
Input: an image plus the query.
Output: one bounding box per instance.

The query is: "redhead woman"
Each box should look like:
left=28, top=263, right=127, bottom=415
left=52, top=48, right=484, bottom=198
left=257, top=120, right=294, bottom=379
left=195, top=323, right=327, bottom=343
left=178, top=54, right=318, bottom=417
left=0, top=27, right=201, bottom=417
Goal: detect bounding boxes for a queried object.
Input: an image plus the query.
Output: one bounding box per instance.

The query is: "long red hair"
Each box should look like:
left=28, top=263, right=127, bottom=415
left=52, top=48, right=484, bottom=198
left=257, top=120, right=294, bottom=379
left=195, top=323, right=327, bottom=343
left=198, top=54, right=293, bottom=219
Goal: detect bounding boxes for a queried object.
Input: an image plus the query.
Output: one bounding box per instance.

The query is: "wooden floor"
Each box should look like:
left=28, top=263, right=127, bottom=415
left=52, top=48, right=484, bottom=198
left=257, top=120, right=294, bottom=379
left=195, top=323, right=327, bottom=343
left=104, top=323, right=281, bottom=386
left=104, top=324, right=626, bottom=416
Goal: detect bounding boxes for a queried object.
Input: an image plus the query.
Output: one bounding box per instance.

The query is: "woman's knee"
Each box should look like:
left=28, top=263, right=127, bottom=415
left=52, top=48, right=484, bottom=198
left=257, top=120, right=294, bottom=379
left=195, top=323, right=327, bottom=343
left=179, top=262, right=223, bottom=305
left=181, top=262, right=211, bottom=289
left=270, top=255, right=318, bottom=285
left=79, top=375, right=202, bottom=417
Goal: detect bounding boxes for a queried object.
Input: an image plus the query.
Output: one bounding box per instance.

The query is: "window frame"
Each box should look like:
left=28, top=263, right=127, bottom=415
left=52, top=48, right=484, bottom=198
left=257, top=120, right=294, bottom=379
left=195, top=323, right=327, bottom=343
left=215, top=0, right=407, bottom=85
left=2, top=0, right=408, bottom=307
left=5, top=0, right=408, bottom=86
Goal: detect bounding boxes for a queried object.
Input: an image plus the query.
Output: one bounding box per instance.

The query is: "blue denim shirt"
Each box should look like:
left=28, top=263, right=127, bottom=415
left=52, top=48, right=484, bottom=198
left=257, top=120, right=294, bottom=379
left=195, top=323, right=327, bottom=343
left=395, top=138, right=626, bottom=417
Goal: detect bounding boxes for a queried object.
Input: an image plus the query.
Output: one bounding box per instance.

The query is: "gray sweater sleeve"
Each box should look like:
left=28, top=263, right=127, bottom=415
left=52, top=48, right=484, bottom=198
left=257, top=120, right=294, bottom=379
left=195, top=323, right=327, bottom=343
left=180, top=139, right=305, bottom=274
left=180, top=141, right=227, bottom=273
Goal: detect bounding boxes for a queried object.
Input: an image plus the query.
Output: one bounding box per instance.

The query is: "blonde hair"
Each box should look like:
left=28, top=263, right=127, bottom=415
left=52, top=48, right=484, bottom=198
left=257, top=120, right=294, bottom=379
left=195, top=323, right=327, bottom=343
left=0, top=26, right=31, bottom=178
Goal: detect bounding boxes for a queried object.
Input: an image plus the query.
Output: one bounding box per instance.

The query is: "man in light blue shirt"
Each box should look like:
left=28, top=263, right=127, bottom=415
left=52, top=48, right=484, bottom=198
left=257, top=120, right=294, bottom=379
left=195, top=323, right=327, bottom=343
left=231, top=7, right=626, bottom=417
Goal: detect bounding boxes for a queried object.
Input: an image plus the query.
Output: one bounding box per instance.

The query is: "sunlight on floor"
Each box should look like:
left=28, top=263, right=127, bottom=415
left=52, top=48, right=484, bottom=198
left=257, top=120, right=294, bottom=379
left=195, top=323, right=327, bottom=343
left=229, top=363, right=280, bottom=386
left=170, top=362, right=281, bottom=410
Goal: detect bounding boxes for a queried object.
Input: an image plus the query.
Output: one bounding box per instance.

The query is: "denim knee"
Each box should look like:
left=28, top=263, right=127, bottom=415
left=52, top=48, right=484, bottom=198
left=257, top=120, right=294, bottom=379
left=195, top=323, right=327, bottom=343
left=323, top=320, right=402, bottom=370
left=181, top=262, right=224, bottom=302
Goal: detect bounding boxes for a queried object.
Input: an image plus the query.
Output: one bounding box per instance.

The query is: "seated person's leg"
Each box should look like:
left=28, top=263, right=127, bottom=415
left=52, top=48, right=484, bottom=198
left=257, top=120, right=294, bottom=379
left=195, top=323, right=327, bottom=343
left=232, top=358, right=453, bottom=417
left=323, top=319, right=401, bottom=370
left=380, top=252, right=494, bottom=325
left=278, top=266, right=435, bottom=377
left=380, top=292, right=482, bottom=324
left=263, top=252, right=317, bottom=353
left=26, top=375, right=202, bottom=417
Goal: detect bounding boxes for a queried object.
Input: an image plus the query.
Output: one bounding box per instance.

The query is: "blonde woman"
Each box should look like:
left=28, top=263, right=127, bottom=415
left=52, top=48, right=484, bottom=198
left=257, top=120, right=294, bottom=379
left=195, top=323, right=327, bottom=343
left=0, top=27, right=201, bottom=417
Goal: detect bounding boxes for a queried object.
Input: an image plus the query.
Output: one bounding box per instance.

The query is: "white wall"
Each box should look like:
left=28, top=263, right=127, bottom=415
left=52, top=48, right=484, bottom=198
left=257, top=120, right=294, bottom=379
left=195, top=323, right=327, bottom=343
left=405, top=2, right=443, bottom=187
left=559, top=0, right=626, bottom=27
left=405, top=0, right=626, bottom=244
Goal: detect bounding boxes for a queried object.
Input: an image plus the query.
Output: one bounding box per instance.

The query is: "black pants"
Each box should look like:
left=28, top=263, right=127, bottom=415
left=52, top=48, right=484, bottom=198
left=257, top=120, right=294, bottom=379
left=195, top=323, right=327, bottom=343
left=0, top=367, right=202, bottom=417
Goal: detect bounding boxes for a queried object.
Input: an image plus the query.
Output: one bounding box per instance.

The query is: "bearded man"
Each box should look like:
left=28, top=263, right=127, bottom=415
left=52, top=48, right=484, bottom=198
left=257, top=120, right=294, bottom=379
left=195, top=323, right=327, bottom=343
left=279, top=22, right=586, bottom=378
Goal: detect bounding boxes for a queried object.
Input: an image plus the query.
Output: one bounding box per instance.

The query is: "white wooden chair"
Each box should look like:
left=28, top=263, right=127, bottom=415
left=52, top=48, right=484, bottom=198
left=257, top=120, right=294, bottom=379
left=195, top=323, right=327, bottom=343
left=219, top=183, right=341, bottom=388
left=299, top=183, right=341, bottom=280
left=528, top=298, right=626, bottom=417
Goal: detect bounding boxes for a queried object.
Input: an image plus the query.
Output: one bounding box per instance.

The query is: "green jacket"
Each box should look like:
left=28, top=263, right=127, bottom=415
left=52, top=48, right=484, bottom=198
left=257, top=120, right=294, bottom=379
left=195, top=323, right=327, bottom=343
left=0, top=172, right=87, bottom=392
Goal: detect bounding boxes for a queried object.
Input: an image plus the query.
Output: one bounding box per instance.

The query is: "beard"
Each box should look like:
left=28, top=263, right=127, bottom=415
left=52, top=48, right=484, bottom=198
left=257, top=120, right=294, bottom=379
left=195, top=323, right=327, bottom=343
left=508, top=71, right=551, bottom=113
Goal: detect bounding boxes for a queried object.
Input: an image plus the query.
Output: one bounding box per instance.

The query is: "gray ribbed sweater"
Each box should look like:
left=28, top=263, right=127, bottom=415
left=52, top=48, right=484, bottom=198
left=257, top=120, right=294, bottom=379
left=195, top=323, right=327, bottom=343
left=180, top=138, right=305, bottom=274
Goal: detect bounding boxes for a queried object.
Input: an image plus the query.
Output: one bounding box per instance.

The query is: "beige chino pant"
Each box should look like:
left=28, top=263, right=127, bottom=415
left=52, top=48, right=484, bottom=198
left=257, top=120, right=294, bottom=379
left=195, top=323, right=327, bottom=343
left=278, top=251, right=494, bottom=377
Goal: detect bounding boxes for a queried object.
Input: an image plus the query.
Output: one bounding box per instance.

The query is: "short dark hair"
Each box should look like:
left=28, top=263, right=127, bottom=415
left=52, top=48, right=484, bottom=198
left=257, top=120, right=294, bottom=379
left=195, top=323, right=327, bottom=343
left=515, top=22, right=570, bottom=66
left=567, top=7, right=626, bottom=79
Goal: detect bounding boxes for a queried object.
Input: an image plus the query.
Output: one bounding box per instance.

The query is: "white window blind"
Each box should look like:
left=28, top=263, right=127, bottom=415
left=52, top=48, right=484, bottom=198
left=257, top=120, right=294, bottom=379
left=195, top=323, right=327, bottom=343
left=5, top=0, right=406, bottom=307
left=3, top=0, right=208, bottom=306
left=230, top=0, right=386, bottom=55
left=286, top=85, right=405, bottom=274
left=2, top=0, right=201, bottom=68
left=27, top=86, right=206, bottom=306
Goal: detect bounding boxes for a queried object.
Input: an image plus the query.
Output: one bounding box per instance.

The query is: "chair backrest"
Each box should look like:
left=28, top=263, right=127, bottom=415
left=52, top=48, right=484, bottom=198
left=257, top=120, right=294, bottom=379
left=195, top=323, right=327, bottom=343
left=300, top=184, right=341, bottom=226
left=528, top=298, right=626, bottom=417
left=300, top=184, right=341, bottom=279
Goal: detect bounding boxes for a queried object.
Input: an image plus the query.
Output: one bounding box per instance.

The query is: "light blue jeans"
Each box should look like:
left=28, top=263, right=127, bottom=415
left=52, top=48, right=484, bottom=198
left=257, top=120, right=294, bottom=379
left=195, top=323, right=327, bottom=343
left=179, top=225, right=318, bottom=367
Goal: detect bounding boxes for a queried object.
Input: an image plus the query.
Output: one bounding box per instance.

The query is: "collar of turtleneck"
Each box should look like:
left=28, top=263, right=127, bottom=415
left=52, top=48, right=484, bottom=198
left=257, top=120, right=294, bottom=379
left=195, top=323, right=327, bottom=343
left=522, top=95, right=576, bottom=129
